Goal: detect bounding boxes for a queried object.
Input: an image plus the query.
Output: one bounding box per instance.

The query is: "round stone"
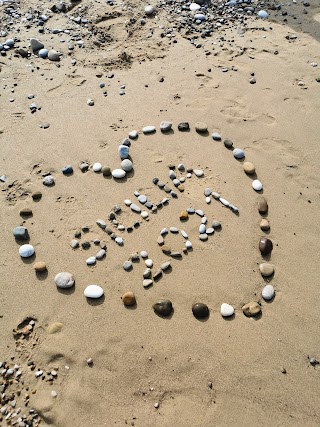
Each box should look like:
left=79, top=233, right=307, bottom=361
left=160, top=121, right=172, bottom=132
left=252, top=180, right=263, bottom=191
left=190, top=2, right=201, bottom=10
left=142, top=125, right=156, bottom=134
left=259, top=263, right=274, bottom=277
left=118, top=145, right=129, bottom=159
left=243, top=162, right=255, bottom=174
left=195, top=122, right=208, bottom=133
left=179, top=211, right=188, bottom=221
left=92, top=162, right=102, bottom=172
left=123, top=261, right=132, bottom=271
left=185, top=240, right=192, bottom=249
left=112, top=169, right=126, bottom=179
left=122, top=292, right=136, bottom=306
left=192, top=303, right=209, bottom=319
left=48, top=50, right=60, bottom=61
left=145, top=5, right=155, bottom=15
left=199, top=224, right=206, bottom=234
left=140, top=250, right=148, bottom=258
left=121, top=159, right=133, bottom=172
left=212, top=132, right=221, bottom=141
left=153, top=300, right=173, bottom=317
left=38, top=48, right=48, bottom=58
left=224, top=139, right=233, bottom=149
left=145, top=259, right=153, bottom=268
left=259, top=237, right=273, bottom=255
left=34, top=261, right=47, bottom=272
left=84, top=285, right=104, bottom=299
left=262, top=285, right=275, bottom=301
left=258, top=197, right=268, bottom=214
left=258, top=10, right=268, bottom=18
left=86, top=257, right=96, bottom=265
left=102, top=166, right=111, bottom=176
left=194, top=169, right=204, bottom=177
left=129, top=130, right=138, bottom=139
left=141, top=211, right=148, bottom=219
left=220, top=303, right=234, bottom=317
left=19, top=244, right=35, bottom=258
left=233, top=148, right=245, bottom=159
left=13, top=226, right=29, bottom=240
left=54, top=272, right=74, bottom=288
left=199, top=233, right=208, bottom=241
left=206, top=227, right=214, bottom=235
left=43, top=175, right=54, bottom=186
left=62, top=165, right=73, bottom=175
left=260, top=219, right=270, bottom=231
left=138, top=195, right=147, bottom=204
left=242, top=302, right=261, bottom=317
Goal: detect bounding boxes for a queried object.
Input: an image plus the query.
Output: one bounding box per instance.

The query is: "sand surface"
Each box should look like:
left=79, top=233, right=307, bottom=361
left=0, top=0, right=320, bottom=425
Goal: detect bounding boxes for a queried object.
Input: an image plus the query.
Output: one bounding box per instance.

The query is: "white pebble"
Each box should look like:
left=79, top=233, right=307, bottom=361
left=185, top=240, right=192, bottom=249
left=19, top=244, right=35, bottom=258
left=145, top=5, right=155, bottom=15
left=92, top=162, right=102, bottom=172
left=51, top=391, right=57, bottom=398
left=124, top=199, right=132, bottom=206
left=262, top=284, right=275, bottom=300
left=140, top=250, right=148, bottom=258
left=86, top=256, right=96, bottom=266
left=252, top=180, right=263, bottom=191
left=145, top=259, right=153, bottom=268
left=84, top=284, right=104, bottom=298
left=115, top=237, right=123, bottom=245
left=219, top=198, right=230, bottom=206
left=112, top=169, right=126, bottom=179
left=220, top=303, right=234, bottom=317
left=160, top=228, right=168, bottom=236
left=199, top=224, right=206, bottom=234
left=205, top=196, right=211, bottom=204
left=181, top=230, right=188, bottom=239
left=141, top=211, right=149, bottom=219
left=194, top=169, right=204, bottom=177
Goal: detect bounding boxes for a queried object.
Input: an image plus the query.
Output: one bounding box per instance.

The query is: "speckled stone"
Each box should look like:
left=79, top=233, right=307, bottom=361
left=242, top=302, right=261, bottom=317
left=192, top=303, right=209, bottom=319
left=153, top=299, right=173, bottom=316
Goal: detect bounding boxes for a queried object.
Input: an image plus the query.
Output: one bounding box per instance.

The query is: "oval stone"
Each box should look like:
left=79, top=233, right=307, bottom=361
left=259, top=263, right=274, bottom=277
left=121, top=159, right=133, bottom=172
left=199, top=224, right=206, bottom=234
left=102, top=166, right=111, bottom=176
left=192, top=303, right=209, bottom=319
left=92, top=162, right=102, bottom=172
left=144, top=5, right=155, bottom=15
left=259, top=237, right=273, bottom=255
left=122, top=291, right=136, bottom=306
left=112, top=169, right=126, bottom=179
left=161, top=261, right=171, bottom=271
left=262, top=284, right=275, bottom=301
left=123, top=261, right=132, bottom=271
left=194, top=169, right=204, bottom=177
left=195, top=122, right=208, bottom=133
left=242, top=301, right=261, bottom=317
left=54, top=272, right=74, bottom=288
left=13, top=226, right=29, bottom=240
left=47, top=322, right=64, bottom=334
left=160, top=121, right=172, bottom=132
left=221, top=303, right=234, bottom=317
left=212, top=132, right=221, bottom=141
left=153, top=300, right=173, bottom=316
left=252, top=180, right=263, bottom=191
left=118, top=145, right=129, bottom=159
left=142, top=125, right=156, bottom=134
left=243, top=162, right=255, bottom=174
left=179, top=211, right=188, bottom=221
left=34, top=261, right=47, bottom=272
left=86, top=256, right=96, bottom=265
left=260, top=219, right=270, bottom=231
left=84, top=285, right=104, bottom=299
left=258, top=197, right=268, bottom=214
left=233, top=148, right=245, bottom=159
left=19, top=244, right=35, bottom=258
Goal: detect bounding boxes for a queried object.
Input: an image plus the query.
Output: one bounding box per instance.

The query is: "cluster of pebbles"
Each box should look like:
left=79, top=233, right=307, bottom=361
left=13, top=121, right=277, bottom=320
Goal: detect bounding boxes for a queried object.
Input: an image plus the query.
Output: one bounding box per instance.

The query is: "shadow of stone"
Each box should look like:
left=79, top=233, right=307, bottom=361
left=86, top=294, right=105, bottom=306
left=57, top=286, right=75, bottom=295
left=36, top=270, right=48, bottom=281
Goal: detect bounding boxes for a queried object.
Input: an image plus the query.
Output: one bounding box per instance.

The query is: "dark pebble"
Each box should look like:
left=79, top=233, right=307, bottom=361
left=259, top=237, right=273, bottom=255
left=178, top=122, right=190, bottom=131
left=62, top=165, right=73, bottom=175
left=224, top=139, right=233, bottom=149
left=32, top=191, right=42, bottom=201
left=102, top=166, right=111, bottom=176
left=192, top=303, right=209, bottom=319
left=153, top=299, right=173, bottom=316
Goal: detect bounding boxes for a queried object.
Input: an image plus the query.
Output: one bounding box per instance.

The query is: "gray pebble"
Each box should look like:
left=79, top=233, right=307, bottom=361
left=13, top=226, right=29, bottom=240
left=96, top=219, right=106, bottom=229
left=123, top=261, right=132, bottom=271
left=43, top=175, right=54, bottom=186
left=130, top=203, right=141, bottom=213
left=96, top=249, right=106, bottom=260
left=204, top=188, right=212, bottom=196
left=199, top=234, right=208, bottom=241
left=160, top=121, right=172, bottom=132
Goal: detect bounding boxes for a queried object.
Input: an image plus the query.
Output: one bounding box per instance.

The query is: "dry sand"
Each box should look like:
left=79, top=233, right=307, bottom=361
left=0, top=0, right=320, bottom=425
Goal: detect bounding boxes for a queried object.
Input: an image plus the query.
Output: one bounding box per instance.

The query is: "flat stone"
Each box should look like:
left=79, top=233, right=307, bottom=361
left=242, top=301, right=261, bottom=317
left=122, top=291, right=136, bottom=306
left=129, top=130, right=138, bottom=139
left=221, top=303, right=234, bottom=317
left=178, top=122, right=189, bottom=131
left=84, top=285, right=104, bottom=298
left=199, top=234, right=208, bottom=241
left=224, top=139, right=233, bottom=149
left=179, top=211, right=188, bottom=221
left=145, top=259, right=153, bottom=268
left=199, top=224, right=206, bottom=234
left=142, top=126, right=156, bottom=134
left=20, top=208, right=33, bottom=216
left=259, top=263, right=274, bottom=277
left=34, top=261, right=47, bottom=272
left=19, top=244, right=35, bottom=258
left=138, top=195, right=147, bottom=204
left=258, top=197, right=268, bottom=214
left=185, top=240, right=192, bottom=249
left=54, top=272, right=74, bottom=288
left=153, top=299, right=173, bottom=316
left=212, top=192, right=220, bottom=199
left=96, top=219, right=106, bottom=229
left=96, top=249, right=106, bottom=260
left=259, top=237, right=273, bottom=255
left=260, top=219, right=270, bottom=231
left=212, top=132, right=221, bottom=141
left=229, top=204, right=239, bottom=214
left=206, top=227, right=214, bottom=235
left=192, top=303, right=209, bottom=319
left=123, top=261, right=132, bottom=271
left=171, top=251, right=182, bottom=258
left=160, top=121, right=172, bottom=132
left=115, top=237, right=124, bottom=246
left=195, top=122, right=208, bottom=133
left=48, top=50, right=60, bottom=61
left=252, top=180, right=263, bottom=191
left=243, top=162, right=255, bottom=174
left=194, top=169, right=204, bottom=177
left=102, top=166, right=111, bottom=176
left=181, top=230, right=188, bottom=238
left=141, top=250, right=148, bottom=258
left=161, top=261, right=171, bottom=271
left=141, top=211, right=148, bottom=219
left=112, top=169, right=126, bottom=179
left=153, top=270, right=163, bottom=280
left=30, top=38, right=44, bottom=51
left=170, top=227, right=179, bottom=233
left=143, top=279, right=153, bottom=288
left=233, top=148, right=245, bottom=159
left=13, top=226, right=29, bottom=240
left=145, top=4, right=155, bottom=15
left=196, top=209, right=204, bottom=217
left=262, top=284, right=275, bottom=301
left=47, top=322, right=64, bottom=334
left=32, top=191, right=42, bottom=201
left=43, top=175, right=54, bottom=186
left=86, top=256, right=96, bottom=265
left=130, top=203, right=141, bottom=213
left=118, top=145, right=129, bottom=159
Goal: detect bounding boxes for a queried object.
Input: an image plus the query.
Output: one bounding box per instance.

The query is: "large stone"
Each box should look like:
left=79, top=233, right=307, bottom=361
left=30, top=38, right=44, bottom=51
left=84, top=285, right=104, bottom=298
left=48, top=50, right=60, bottom=61
left=54, top=272, right=74, bottom=288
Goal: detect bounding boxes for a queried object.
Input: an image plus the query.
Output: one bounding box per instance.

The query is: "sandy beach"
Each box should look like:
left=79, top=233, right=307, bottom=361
left=0, top=0, right=320, bottom=425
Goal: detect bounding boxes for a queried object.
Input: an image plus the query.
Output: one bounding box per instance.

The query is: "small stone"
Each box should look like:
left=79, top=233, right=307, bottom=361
left=258, top=10, right=268, bottom=18
left=220, top=303, right=234, bottom=317
left=195, top=209, right=204, bottom=217
left=129, top=130, right=138, bottom=139
left=102, top=166, right=111, bottom=176
left=259, top=237, right=273, bottom=255
left=258, top=197, right=268, bottom=214
left=195, top=122, right=208, bottom=133
left=224, top=139, right=233, bottom=149
left=190, top=2, right=201, bottom=10
left=206, top=228, right=214, bottom=235
left=92, top=162, right=102, bottom=172
left=112, top=169, right=126, bottom=179
left=192, top=303, right=209, bottom=319
left=130, top=203, right=141, bottom=213
left=252, top=180, right=263, bottom=191
left=194, top=169, right=204, bottom=177
left=143, top=279, right=153, bottom=288
left=229, top=204, right=239, bottom=214
left=260, top=219, right=270, bottom=231
left=212, top=132, right=221, bottom=141
left=142, top=126, right=156, bottom=134
left=55, top=272, right=74, bottom=288
left=19, top=244, right=35, bottom=258
left=51, top=390, right=58, bottom=398
left=259, top=263, right=274, bottom=277
left=79, top=162, right=89, bottom=172
left=262, top=285, right=275, bottom=301
left=121, top=159, right=133, bottom=172
left=96, top=249, right=106, bottom=260
left=212, top=192, right=220, bottom=199
left=62, top=165, right=73, bottom=175
left=123, top=261, right=132, bottom=271
left=157, top=235, right=164, bottom=246
left=47, top=322, right=64, bottom=334
left=220, top=198, right=230, bottom=207
left=153, top=270, right=163, bottom=280
left=153, top=299, right=173, bottom=316
left=32, top=191, right=42, bottom=200
left=145, top=5, right=155, bottom=15
left=145, top=259, right=153, bottom=268
left=199, top=224, right=206, bottom=234
left=170, top=227, right=179, bottom=233
left=162, top=245, right=171, bottom=255
left=141, top=211, right=149, bottom=219
left=118, top=145, right=129, bottom=159
left=141, top=250, right=148, bottom=258
left=199, top=234, right=208, bottom=241
left=138, top=195, right=147, bottom=204
left=96, top=219, right=106, bottom=229
left=84, top=285, right=104, bottom=299
left=86, top=257, right=96, bottom=265
left=43, top=175, right=54, bottom=186
left=243, top=162, right=255, bottom=174
left=81, top=240, right=90, bottom=249
left=212, top=221, right=221, bottom=229
left=143, top=268, right=152, bottom=278
left=179, top=211, right=188, bottom=221
left=178, top=184, right=185, bottom=192
left=233, top=148, right=245, bottom=159
left=249, top=77, right=256, bottom=84
left=30, top=38, right=44, bottom=51
left=204, top=188, right=212, bottom=197
left=13, top=226, right=29, bottom=240
left=185, top=240, right=192, bottom=249
left=20, top=208, right=33, bottom=216
left=178, top=163, right=185, bottom=171
left=160, top=121, right=172, bottom=132
left=122, top=292, right=136, bottom=306
left=38, top=48, right=48, bottom=58
left=48, top=50, right=60, bottom=61
left=171, top=251, right=182, bottom=258
left=242, top=301, right=261, bottom=317
left=178, top=122, right=189, bottom=131
left=34, top=262, right=47, bottom=272
left=161, top=261, right=171, bottom=271
left=181, top=230, right=188, bottom=238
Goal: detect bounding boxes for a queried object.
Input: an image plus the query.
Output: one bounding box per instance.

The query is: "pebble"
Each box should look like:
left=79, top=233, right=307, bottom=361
left=34, top=261, right=47, bottom=272
left=233, top=148, right=245, bottom=159
left=48, top=50, right=60, bottom=61
left=243, top=162, right=255, bottom=174
left=142, top=126, right=156, bottom=134
left=79, top=162, right=89, bottom=172
left=47, top=322, right=63, bottom=334
left=138, top=195, right=147, bottom=204
left=30, top=38, right=44, bottom=51
left=195, top=209, right=204, bottom=217
left=43, top=175, right=54, bottom=186
left=179, top=211, right=188, bottom=221
left=92, top=163, right=102, bottom=172
left=143, top=279, right=153, bottom=288
left=13, top=226, right=29, bottom=240
left=199, top=224, right=206, bottom=234
left=115, top=237, right=124, bottom=245
left=224, top=139, right=233, bottom=149
left=212, top=192, right=220, bottom=199
left=258, top=10, right=268, bottom=18
left=51, top=391, right=58, bottom=398
left=121, top=159, right=133, bottom=172
left=181, top=230, right=188, bottom=238
left=190, top=2, right=201, bottom=10
left=81, top=241, right=90, bottom=249
left=206, top=228, right=214, bottom=235
left=141, top=211, right=149, bottom=219
left=252, top=180, right=263, bottom=191
left=160, top=121, right=172, bottom=132
left=118, top=145, right=129, bottom=159
left=212, top=221, right=221, bottom=229
left=161, top=261, right=171, bottom=271
left=140, top=250, right=148, bottom=258
left=38, top=48, right=48, bottom=59
left=122, top=292, right=136, bottom=306
left=54, top=272, right=74, bottom=288
left=212, top=132, right=221, bottom=141
left=96, top=219, right=106, bottom=229
left=192, top=303, right=209, bottom=319
left=194, top=169, right=204, bottom=177
left=84, top=285, right=104, bottom=299
left=145, top=259, right=153, bottom=268
left=112, top=169, right=126, bottom=179
left=199, top=234, right=208, bottom=241
left=229, top=204, right=239, bottom=214
left=129, top=130, right=138, bottom=139
left=258, top=197, right=268, bottom=214
left=19, top=208, right=32, bottom=217
left=204, top=188, right=212, bottom=197
left=260, top=219, right=270, bottom=231
left=145, top=5, right=155, bottom=15
left=143, top=268, right=152, bottom=278
left=62, top=165, right=73, bottom=175
left=195, top=122, right=208, bottom=133
left=96, top=249, right=106, bottom=260
left=262, top=285, right=275, bottom=301
left=259, top=237, right=273, bottom=255
left=153, top=269, right=163, bottom=280
left=86, top=256, right=96, bottom=266
left=161, top=245, right=171, bottom=255
left=242, top=301, right=261, bottom=317
left=178, top=122, right=189, bottom=131
left=171, top=251, right=182, bottom=258
left=157, top=235, right=164, bottom=246
left=170, top=227, right=179, bottom=233
left=102, top=166, right=111, bottom=176
left=220, top=303, right=234, bottom=317
left=123, top=261, right=132, bottom=271
left=19, top=244, right=35, bottom=258
left=130, top=203, right=141, bottom=213
left=153, top=299, right=173, bottom=316
left=220, top=198, right=230, bottom=207
left=185, top=240, right=192, bottom=249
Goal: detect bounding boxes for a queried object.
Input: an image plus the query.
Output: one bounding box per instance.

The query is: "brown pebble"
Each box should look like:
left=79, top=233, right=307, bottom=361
left=32, top=191, right=42, bottom=201
left=122, top=292, right=136, bottom=306
left=161, top=245, right=171, bottom=255
left=243, top=162, right=255, bottom=174
left=34, top=261, right=47, bottom=272
left=101, top=166, right=111, bottom=176
left=258, top=197, right=268, bottom=214
left=179, top=210, right=188, bottom=221
left=242, top=301, right=261, bottom=317
left=259, top=237, right=273, bottom=255
left=20, top=208, right=33, bottom=216
left=177, top=184, right=184, bottom=192
left=260, top=219, right=270, bottom=231
left=192, top=303, right=209, bottom=319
